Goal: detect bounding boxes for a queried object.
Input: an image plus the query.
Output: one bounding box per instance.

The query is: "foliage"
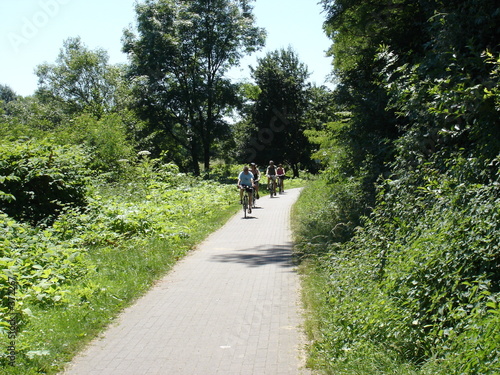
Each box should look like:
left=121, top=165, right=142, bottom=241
left=293, top=177, right=369, bottom=258
left=123, top=0, right=265, bottom=175
left=1, top=36, right=139, bottom=181
left=305, top=111, right=352, bottom=177
left=0, top=160, right=239, bottom=372
left=1, top=95, right=65, bottom=135
left=0, top=139, right=90, bottom=226
left=0, top=213, right=89, bottom=310
left=320, top=0, right=500, bottom=202
left=35, top=37, right=123, bottom=119
left=379, top=48, right=500, bottom=173
left=54, top=174, right=235, bottom=247
left=305, top=3, right=500, bottom=371
left=53, top=112, right=137, bottom=175
left=0, top=85, right=18, bottom=107
left=319, top=0, right=415, bottom=191
left=295, top=155, right=500, bottom=374
left=205, top=162, right=244, bottom=184
left=245, top=47, right=315, bottom=177
left=0, top=212, right=90, bottom=370
left=1, top=88, right=140, bottom=178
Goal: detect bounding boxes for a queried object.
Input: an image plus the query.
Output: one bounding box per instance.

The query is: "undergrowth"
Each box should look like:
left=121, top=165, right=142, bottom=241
left=293, top=157, right=500, bottom=374
left=0, top=163, right=239, bottom=374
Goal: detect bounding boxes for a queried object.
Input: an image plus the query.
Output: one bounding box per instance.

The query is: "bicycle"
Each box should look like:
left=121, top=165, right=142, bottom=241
left=268, top=175, right=277, bottom=197
left=277, top=175, right=284, bottom=193
left=240, top=185, right=253, bottom=218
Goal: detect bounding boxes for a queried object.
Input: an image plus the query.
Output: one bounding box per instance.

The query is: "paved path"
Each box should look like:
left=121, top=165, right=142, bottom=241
left=62, top=188, right=309, bottom=375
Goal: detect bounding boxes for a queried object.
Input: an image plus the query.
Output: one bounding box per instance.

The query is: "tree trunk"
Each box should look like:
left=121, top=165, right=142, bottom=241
left=192, top=154, right=200, bottom=176
left=190, top=139, right=200, bottom=176
left=204, top=143, right=210, bottom=173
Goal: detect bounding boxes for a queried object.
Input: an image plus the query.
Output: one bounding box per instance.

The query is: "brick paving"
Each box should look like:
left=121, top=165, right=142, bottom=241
left=62, top=188, right=310, bottom=375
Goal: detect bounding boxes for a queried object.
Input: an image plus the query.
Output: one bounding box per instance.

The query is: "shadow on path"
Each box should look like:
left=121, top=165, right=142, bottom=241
left=210, top=243, right=295, bottom=269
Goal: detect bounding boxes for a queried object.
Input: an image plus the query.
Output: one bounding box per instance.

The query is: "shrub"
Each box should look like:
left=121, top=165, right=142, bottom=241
left=0, top=139, right=90, bottom=226
left=297, top=156, right=500, bottom=373
left=55, top=113, right=136, bottom=175
left=0, top=212, right=89, bottom=364
left=294, top=176, right=370, bottom=258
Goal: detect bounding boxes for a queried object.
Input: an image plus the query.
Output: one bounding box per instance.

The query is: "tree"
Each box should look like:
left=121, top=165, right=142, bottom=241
left=123, top=0, right=265, bottom=175
left=0, top=139, right=90, bottom=226
left=0, top=84, right=19, bottom=118
left=319, top=0, right=432, bottom=186
left=0, top=84, right=17, bottom=104
left=248, top=47, right=313, bottom=177
left=35, top=37, right=122, bottom=119
left=378, top=0, right=500, bottom=170
left=321, top=0, right=500, bottom=183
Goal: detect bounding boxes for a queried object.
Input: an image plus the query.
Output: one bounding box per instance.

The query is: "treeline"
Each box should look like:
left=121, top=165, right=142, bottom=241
left=295, top=0, right=500, bottom=373
left=1, top=0, right=325, bottom=181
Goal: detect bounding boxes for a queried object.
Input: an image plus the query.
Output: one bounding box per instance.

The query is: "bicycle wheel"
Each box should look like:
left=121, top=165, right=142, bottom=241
left=243, top=194, right=248, bottom=218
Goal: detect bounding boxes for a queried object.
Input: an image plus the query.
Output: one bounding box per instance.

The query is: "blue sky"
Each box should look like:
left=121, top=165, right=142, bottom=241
left=0, top=0, right=333, bottom=97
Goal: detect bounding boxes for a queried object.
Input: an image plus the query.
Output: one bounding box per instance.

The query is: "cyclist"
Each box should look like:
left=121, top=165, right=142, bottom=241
left=276, top=164, right=286, bottom=193
left=266, top=160, right=277, bottom=196
left=237, top=165, right=255, bottom=213
left=250, top=162, right=260, bottom=199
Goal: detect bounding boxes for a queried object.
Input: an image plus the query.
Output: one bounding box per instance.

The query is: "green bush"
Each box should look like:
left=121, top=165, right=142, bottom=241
left=55, top=113, right=136, bottom=175
left=296, top=156, right=500, bottom=373
left=377, top=163, right=500, bottom=364
left=0, top=212, right=90, bottom=367
left=0, top=139, right=90, bottom=226
left=294, top=176, right=370, bottom=258
left=53, top=176, right=235, bottom=247
left=207, top=163, right=247, bottom=184
left=422, top=305, right=500, bottom=374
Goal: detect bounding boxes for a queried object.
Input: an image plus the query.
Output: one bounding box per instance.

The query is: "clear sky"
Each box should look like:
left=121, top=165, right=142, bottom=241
left=0, top=0, right=333, bottom=97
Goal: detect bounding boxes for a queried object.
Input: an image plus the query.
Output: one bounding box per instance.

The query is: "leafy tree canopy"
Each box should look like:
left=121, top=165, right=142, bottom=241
left=320, top=0, right=500, bottom=190
left=247, top=47, right=315, bottom=176
left=123, top=0, right=265, bottom=175
left=35, top=37, right=123, bottom=119
left=0, top=84, right=18, bottom=104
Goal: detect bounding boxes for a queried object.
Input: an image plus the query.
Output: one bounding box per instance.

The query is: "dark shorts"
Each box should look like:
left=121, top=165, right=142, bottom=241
left=241, top=185, right=253, bottom=192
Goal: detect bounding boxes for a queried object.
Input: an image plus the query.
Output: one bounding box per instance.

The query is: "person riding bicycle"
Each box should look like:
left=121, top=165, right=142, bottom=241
left=238, top=165, right=255, bottom=213
left=276, top=164, right=286, bottom=192
left=266, top=160, right=277, bottom=196
left=250, top=162, right=260, bottom=199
